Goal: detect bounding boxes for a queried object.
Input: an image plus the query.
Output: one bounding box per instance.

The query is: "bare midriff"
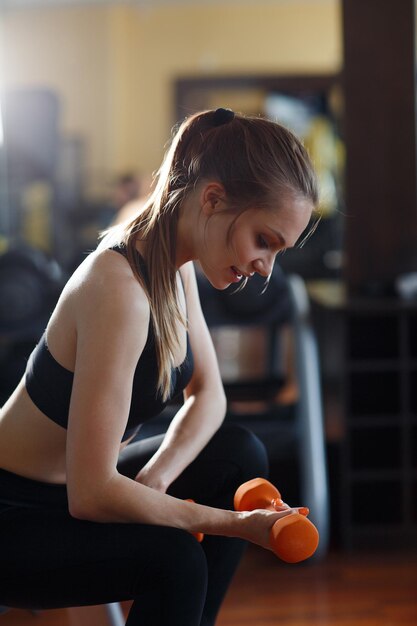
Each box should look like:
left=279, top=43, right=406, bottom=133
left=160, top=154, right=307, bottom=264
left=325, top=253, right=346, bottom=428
left=0, top=378, right=133, bottom=485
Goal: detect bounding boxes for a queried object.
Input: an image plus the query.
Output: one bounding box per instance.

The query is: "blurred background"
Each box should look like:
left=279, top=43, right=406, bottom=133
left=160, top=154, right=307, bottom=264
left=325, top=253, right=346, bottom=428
left=0, top=0, right=344, bottom=271
left=0, top=0, right=417, bottom=623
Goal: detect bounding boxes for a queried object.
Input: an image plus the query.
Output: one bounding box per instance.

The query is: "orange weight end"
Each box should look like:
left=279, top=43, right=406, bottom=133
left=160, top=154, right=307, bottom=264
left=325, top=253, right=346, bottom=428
left=270, top=515, right=319, bottom=564
left=234, top=478, right=281, bottom=512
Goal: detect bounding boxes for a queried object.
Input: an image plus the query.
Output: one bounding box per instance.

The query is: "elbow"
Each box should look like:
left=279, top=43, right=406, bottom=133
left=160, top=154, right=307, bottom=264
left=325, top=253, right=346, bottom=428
left=204, top=383, right=227, bottom=424
left=210, top=383, right=227, bottom=424
left=219, top=388, right=227, bottom=420
left=68, top=491, right=105, bottom=522
left=217, top=378, right=227, bottom=411
left=67, top=471, right=122, bottom=522
left=189, top=377, right=226, bottom=410
left=212, top=385, right=227, bottom=427
left=68, top=500, right=98, bottom=522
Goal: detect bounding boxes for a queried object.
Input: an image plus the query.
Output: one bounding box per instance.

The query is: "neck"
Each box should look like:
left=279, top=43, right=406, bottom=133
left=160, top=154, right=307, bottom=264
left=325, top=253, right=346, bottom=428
left=176, top=195, right=200, bottom=267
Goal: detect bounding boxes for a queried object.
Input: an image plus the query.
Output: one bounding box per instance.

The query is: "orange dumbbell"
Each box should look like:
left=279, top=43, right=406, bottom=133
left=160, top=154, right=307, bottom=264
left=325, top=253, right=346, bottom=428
left=234, top=478, right=319, bottom=563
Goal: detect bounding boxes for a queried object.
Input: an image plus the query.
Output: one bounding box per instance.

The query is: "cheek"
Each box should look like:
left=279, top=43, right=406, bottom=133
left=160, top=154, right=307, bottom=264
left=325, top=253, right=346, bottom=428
left=203, top=233, right=232, bottom=271
left=232, top=233, right=255, bottom=263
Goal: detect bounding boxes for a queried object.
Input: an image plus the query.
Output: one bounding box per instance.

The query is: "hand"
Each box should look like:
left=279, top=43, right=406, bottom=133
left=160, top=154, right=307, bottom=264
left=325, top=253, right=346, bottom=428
left=236, top=507, right=305, bottom=551
left=134, top=465, right=168, bottom=494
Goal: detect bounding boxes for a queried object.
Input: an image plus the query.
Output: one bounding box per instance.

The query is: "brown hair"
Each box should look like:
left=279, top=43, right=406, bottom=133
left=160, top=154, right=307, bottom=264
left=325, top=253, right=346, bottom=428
left=100, top=110, right=318, bottom=400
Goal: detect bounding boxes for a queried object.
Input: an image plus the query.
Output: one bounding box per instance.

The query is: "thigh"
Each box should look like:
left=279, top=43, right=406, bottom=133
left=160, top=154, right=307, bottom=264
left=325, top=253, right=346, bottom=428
left=117, top=423, right=268, bottom=507
left=169, top=423, right=269, bottom=507
left=117, top=433, right=165, bottom=479
left=0, top=503, right=206, bottom=614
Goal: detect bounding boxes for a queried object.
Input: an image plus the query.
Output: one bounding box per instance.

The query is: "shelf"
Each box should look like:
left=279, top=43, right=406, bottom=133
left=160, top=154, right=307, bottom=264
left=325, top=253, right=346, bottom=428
left=347, top=360, right=402, bottom=372
left=350, top=479, right=403, bottom=524
left=349, top=425, right=402, bottom=471
left=347, top=370, right=401, bottom=417
left=347, top=313, right=400, bottom=360
left=347, top=416, right=403, bottom=427
left=337, top=304, right=417, bottom=548
left=409, top=371, right=417, bottom=413
left=408, top=312, right=417, bottom=358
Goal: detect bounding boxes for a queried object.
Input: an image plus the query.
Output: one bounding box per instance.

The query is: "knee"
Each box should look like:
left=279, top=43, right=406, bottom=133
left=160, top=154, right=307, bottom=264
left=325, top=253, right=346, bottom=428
left=127, top=528, right=208, bottom=623
left=161, top=529, right=208, bottom=595
left=216, top=423, right=269, bottom=481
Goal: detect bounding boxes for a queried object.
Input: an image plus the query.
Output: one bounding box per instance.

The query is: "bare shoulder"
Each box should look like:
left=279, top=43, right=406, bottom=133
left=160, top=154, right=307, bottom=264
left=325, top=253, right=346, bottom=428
left=69, top=248, right=150, bottom=330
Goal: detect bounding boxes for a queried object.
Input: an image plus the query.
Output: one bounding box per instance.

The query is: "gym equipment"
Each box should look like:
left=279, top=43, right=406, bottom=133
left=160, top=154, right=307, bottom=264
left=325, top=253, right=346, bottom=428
left=0, top=243, right=64, bottom=337
left=234, top=477, right=319, bottom=564
left=0, top=243, right=65, bottom=404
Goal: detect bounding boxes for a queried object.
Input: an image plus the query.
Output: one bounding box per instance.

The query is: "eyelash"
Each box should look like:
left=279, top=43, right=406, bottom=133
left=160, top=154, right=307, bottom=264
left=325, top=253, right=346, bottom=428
left=258, top=236, right=269, bottom=250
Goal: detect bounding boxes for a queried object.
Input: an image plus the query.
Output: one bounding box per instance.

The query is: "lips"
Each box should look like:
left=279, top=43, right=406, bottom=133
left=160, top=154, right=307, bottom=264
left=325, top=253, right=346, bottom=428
left=231, top=266, right=255, bottom=279
left=231, top=266, right=243, bottom=280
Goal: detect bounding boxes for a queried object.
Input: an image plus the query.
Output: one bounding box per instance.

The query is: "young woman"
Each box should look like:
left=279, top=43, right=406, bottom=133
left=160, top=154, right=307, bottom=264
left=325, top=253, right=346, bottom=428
left=0, top=108, right=318, bottom=625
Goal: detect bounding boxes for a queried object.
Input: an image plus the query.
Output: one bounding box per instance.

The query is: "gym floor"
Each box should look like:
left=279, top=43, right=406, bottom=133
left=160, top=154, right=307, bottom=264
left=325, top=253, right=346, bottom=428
left=1, top=546, right=416, bottom=626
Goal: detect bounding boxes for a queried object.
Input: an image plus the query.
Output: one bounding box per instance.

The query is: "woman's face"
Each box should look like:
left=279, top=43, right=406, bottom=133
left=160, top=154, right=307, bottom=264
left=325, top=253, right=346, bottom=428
left=198, top=195, right=313, bottom=290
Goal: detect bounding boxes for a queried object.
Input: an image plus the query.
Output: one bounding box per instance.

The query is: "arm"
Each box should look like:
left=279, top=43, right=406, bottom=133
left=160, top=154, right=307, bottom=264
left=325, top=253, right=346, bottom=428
left=65, top=252, right=298, bottom=549
left=135, top=261, right=227, bottom=492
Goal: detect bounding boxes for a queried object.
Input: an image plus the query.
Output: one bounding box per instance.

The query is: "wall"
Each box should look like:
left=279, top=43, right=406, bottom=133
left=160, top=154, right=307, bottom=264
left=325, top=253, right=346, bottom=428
left=0, top=0, right=342, bottom=198
left=0, top=6, right=112, bottom=196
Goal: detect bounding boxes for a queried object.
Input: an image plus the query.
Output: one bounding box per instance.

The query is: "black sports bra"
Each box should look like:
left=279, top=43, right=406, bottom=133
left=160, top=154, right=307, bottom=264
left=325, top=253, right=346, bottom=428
left=25, top=246, right=194, bottom=442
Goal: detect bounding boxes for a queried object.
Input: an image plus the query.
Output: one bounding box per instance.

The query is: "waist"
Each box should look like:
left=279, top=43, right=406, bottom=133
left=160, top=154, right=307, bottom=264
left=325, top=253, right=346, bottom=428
left=0, top=467, right=68, bottom=510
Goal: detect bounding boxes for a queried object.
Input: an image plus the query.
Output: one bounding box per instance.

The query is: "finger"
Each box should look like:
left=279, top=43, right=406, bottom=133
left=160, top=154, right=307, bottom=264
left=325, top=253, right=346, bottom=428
left=273, top=500, right=290, bottom=511
left=271, top=506, right=309, bottom=521
left=272, top=507, right=298, bottom=520
left=279, top=507, right=309, bottom=517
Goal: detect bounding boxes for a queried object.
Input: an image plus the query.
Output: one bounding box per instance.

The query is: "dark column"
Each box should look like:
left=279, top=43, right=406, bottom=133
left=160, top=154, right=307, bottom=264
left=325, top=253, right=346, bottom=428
left=342, top=0, right=417, bottom=296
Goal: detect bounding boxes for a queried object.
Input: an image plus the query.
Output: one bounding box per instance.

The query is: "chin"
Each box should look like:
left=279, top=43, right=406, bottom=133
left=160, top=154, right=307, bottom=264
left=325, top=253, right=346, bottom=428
left=208, top=278, right=231, bottom=290
left=204, top=273, right=232, bottom=290
left=200, top=266, right=231, bottom=290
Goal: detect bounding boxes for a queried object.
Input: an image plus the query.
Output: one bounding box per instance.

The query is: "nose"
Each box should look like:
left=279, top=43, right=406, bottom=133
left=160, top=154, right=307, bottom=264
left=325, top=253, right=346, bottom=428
left=253, top=253, right=275, bottom=277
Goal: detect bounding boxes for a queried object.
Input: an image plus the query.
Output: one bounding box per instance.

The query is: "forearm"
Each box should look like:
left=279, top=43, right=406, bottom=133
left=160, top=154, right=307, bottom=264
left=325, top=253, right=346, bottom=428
left=137, top=389, right=226, bottom=491
left=71, top=469, right=237, bottom=536
left=70, top=470, right=297, bottom=552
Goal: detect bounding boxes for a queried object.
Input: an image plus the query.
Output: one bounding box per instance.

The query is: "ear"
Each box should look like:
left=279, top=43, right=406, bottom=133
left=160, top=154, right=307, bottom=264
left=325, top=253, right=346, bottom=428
left=200, top=181, right=227, bottom=216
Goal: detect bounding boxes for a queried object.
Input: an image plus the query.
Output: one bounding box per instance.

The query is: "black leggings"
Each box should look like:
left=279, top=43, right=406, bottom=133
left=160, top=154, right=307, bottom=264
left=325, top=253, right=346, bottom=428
left=0, top=423, right=268, bottom=626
